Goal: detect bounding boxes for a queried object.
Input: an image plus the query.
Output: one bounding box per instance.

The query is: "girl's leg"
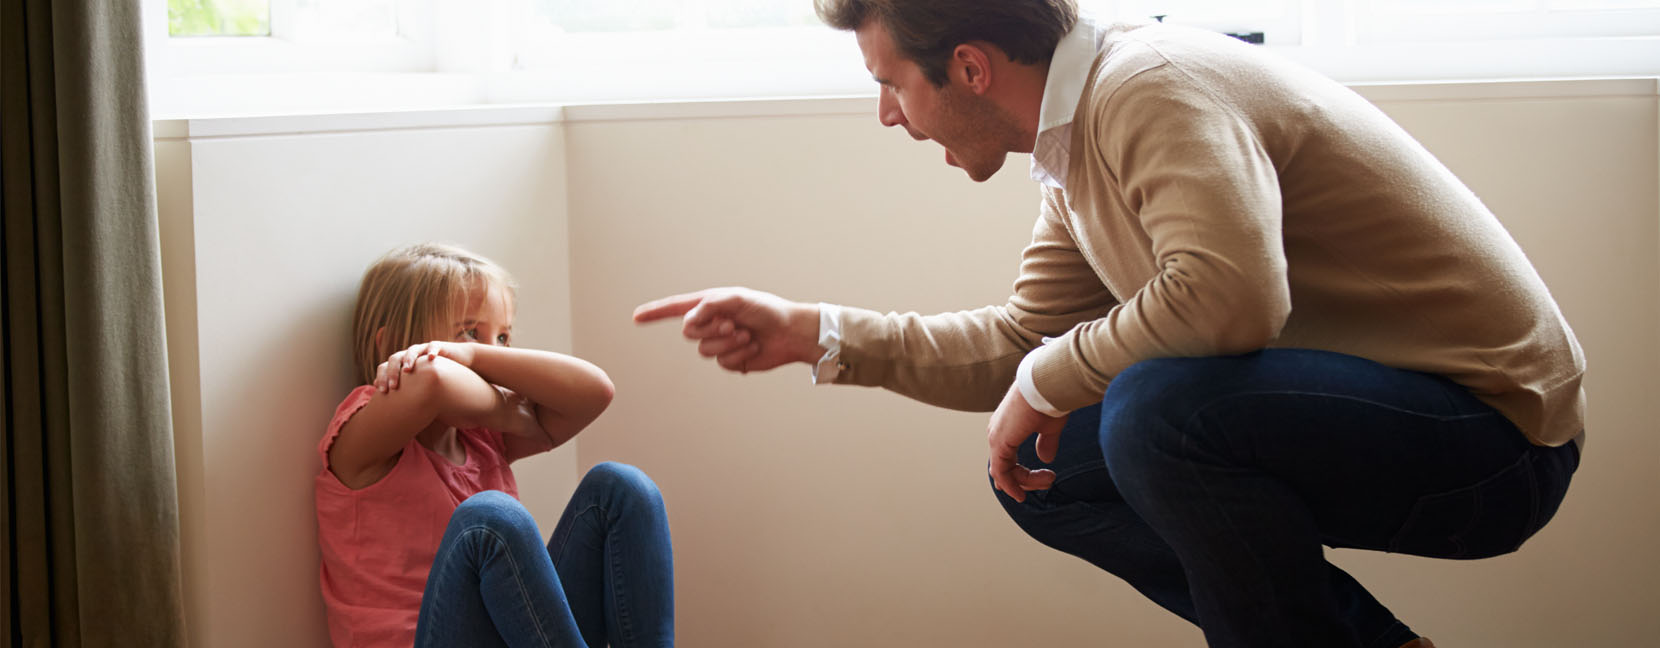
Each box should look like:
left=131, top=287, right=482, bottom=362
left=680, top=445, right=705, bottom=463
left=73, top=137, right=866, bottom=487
left=415, top=490, right=587, bottom=648
left=547, top=462, right=675, bottom=648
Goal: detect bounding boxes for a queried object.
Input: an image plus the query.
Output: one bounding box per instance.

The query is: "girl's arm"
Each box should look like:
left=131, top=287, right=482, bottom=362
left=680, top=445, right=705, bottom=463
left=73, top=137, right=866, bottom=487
left=457, top=343, right=615, bottom=462
left=332, top=341, right=613, bottom=486
left=328, top=352, right=509, bottom=489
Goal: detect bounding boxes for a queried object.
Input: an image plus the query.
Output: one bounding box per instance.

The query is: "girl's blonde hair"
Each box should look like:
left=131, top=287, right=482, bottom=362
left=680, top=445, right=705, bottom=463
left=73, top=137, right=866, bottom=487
left=350, top=243, right=517, bottom=385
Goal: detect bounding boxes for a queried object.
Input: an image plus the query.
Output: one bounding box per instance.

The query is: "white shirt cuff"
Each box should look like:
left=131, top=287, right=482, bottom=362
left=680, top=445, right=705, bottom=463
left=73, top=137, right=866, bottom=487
left=1016, top=342, right=1067, bottom=417
left=811, top=302, right=843, bottom=385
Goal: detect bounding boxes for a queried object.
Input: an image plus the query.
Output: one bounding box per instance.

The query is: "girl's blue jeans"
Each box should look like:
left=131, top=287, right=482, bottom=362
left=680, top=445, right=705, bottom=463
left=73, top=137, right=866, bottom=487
left=995, top=349, right=1579, bottom=648
left=414, top=462, right=674, bottom=648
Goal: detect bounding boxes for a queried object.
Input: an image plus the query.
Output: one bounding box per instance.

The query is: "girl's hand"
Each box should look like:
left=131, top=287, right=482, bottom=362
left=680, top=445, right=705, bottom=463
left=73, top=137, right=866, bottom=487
left=374, top=341, right=479, bottom=392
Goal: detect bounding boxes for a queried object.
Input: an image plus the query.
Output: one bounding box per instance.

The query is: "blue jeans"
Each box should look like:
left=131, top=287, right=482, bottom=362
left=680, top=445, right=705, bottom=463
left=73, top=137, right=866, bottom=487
left=414, top=462, right=674, bottom=648
left=995, top=349, right=1578, bottom=648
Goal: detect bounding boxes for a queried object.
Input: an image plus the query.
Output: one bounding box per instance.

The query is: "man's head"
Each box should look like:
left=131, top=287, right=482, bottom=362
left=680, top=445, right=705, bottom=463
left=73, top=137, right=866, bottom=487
left=817, top=0, right=1077, bottom=181
left=816, top=0, right=1077, bottom=87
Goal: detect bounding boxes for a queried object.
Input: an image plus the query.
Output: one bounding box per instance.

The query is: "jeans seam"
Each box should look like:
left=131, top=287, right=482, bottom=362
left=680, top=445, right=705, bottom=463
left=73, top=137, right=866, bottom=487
left=1387, top=452, right=1536, bottom=557
left=548, top=506, right=598, bottom=570
left=609, top=518, right=635, bottom=647
left=1045, top=461, right=1111, bottom=507
left=1176, top=426, right=1283, bottom=628
left=1518, top=454, right=1542, bottom=553
left=1166, top=388, right=1487, bottom=632
left=1177, top=389, right=1496, bottom=427
left=1363, top=620, right=1400, bottom=648
left=1363, top=620, right=1411, bottom=648
left=1462, top=485, right=1480, bottom=557
left=1170, top=388, right=1500, bottom=559
left=555, top=503, right=636, bottom=646
left=463, top=526, right=556, bottom=648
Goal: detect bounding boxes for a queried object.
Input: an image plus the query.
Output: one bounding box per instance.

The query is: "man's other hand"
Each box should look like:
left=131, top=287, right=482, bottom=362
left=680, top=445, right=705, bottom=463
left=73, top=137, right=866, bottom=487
left=988, top=382, right=1064, bottom=503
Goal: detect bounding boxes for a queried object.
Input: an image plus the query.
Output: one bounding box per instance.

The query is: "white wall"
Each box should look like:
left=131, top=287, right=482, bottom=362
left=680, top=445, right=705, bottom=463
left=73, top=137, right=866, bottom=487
left=1329, top=80, right=1660, bottom=646
left=155, top=108, right=582, bottom=648
left=565, top=81, right=1660, bottom=647
left=155, top=79, right=1660, bottom=647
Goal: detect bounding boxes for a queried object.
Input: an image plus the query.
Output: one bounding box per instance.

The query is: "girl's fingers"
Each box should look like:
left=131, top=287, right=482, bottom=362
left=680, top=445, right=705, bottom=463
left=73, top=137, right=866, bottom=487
left=390, top=351, right=410, bottom=390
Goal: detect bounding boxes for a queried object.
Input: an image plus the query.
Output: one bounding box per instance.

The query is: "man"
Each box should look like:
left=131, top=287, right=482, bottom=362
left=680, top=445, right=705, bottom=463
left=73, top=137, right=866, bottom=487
left=633, top=1, right=1585, bottom=646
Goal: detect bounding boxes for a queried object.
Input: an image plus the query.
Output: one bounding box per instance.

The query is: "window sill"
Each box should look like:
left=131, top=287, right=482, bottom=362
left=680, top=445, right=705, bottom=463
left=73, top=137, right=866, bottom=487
left=150, top=77, right=1657, bottom=143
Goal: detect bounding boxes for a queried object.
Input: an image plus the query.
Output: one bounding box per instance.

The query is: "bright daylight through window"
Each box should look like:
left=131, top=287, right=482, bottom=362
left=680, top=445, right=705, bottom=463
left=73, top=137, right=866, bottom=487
left=169, top=0, right=270, bottom=36
left=148, top=0, right=1660, bottom=117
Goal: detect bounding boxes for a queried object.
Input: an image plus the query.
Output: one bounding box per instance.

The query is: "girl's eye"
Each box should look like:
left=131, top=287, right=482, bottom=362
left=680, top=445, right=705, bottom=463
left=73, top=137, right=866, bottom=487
left=496, top=333, right=510, bottom=345
left=460, top=328, right=479, bottom=341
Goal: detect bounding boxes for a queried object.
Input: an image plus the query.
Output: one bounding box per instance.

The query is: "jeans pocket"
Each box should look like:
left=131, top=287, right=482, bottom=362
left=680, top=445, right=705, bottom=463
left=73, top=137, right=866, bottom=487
left=1387, top=454, right=1540, bottom=560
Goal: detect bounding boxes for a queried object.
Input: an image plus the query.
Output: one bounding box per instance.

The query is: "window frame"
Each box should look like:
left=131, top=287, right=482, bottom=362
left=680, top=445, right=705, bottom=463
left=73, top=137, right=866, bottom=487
left=143, top=0, right=1660, bottom=117
left=149, top=0, right=435, bottom=76
left=1352, top=0, right=1660, bottom=43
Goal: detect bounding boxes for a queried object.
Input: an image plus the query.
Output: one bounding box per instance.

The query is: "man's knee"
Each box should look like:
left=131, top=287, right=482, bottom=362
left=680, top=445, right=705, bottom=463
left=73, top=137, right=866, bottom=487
left=1099, top=357, right=1224, bottom=485
left=1104, top=356, right=1218, bottom=421
left=988, top=474, right=1071, bottom=548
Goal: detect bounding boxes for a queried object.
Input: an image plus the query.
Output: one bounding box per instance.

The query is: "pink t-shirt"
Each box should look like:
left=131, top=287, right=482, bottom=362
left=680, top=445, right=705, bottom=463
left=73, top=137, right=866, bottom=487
left=314, top=385, right=520, bottom=648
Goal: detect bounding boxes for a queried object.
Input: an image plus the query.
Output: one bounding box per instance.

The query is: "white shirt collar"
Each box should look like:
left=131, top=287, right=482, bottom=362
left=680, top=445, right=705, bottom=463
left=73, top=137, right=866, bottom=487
left=1030, top=18, right=1108, bottom=190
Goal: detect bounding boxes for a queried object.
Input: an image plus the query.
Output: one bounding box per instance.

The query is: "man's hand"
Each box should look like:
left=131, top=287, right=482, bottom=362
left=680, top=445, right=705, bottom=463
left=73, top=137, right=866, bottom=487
left=988, top=382, right=1066, bottom=503
left=633, top=287, right=824, bottom=373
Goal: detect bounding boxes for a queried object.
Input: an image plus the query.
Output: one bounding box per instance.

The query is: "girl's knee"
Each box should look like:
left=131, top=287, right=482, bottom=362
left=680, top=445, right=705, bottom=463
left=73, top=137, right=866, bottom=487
left=449, top=490, right=536, bottom=535
left=582, top=462, right=664, bottom=509
left=457, top=489, right=518, bottom=513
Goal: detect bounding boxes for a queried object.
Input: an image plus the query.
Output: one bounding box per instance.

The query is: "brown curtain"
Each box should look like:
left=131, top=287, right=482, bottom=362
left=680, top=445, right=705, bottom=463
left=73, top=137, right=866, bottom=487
left=1, top=0, right=187, bottom=645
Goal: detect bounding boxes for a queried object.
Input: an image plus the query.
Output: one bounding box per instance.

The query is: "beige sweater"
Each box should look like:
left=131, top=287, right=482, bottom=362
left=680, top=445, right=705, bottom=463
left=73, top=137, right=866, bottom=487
left=834, top=23, right=1586, bottom=447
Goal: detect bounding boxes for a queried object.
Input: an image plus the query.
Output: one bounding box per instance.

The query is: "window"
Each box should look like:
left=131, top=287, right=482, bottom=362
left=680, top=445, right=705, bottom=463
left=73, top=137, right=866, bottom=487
left=143, top=0, right=1660, bottom=117
left=1070, top=0, right=1660, bottom=83
left=169, top=0, right=270, bottom=37
left=1355, top=0, right=1660, bottom=42
left=1078, top=0, right=1300, bottom=45
left=493, top=0, right=861, bottom=103
left=523, top=0, right=820, bottom=33
left=149, top=0, right=430, bottom=76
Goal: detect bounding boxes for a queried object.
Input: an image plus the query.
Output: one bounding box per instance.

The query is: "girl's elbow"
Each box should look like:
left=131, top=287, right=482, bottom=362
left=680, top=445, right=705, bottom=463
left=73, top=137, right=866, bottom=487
left=397, top=356, right=461, bottom=405
left=424, top=357, right=500, bottom=423
left=573, top=368, right=615, bottom=423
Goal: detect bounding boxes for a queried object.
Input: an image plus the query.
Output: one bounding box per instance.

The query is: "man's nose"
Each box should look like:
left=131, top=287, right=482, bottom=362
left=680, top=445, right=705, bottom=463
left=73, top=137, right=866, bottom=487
left=878, top=88, right=906, bottom=129
left=879, top=106, right=907, bottom=129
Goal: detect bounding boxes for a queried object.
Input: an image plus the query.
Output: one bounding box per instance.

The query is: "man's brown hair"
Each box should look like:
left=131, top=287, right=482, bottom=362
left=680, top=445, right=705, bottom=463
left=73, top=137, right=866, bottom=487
left=816, top=0, right=1078, bottom=86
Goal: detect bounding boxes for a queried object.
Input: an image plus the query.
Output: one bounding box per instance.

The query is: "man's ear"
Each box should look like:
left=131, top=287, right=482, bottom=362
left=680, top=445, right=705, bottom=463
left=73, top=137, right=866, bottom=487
left=952, top=43, right=994, bottom=94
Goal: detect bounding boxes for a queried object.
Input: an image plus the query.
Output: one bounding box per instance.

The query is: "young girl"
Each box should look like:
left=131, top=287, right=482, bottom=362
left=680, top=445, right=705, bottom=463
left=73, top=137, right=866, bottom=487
left=315, top=243, right=673, bottom=647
